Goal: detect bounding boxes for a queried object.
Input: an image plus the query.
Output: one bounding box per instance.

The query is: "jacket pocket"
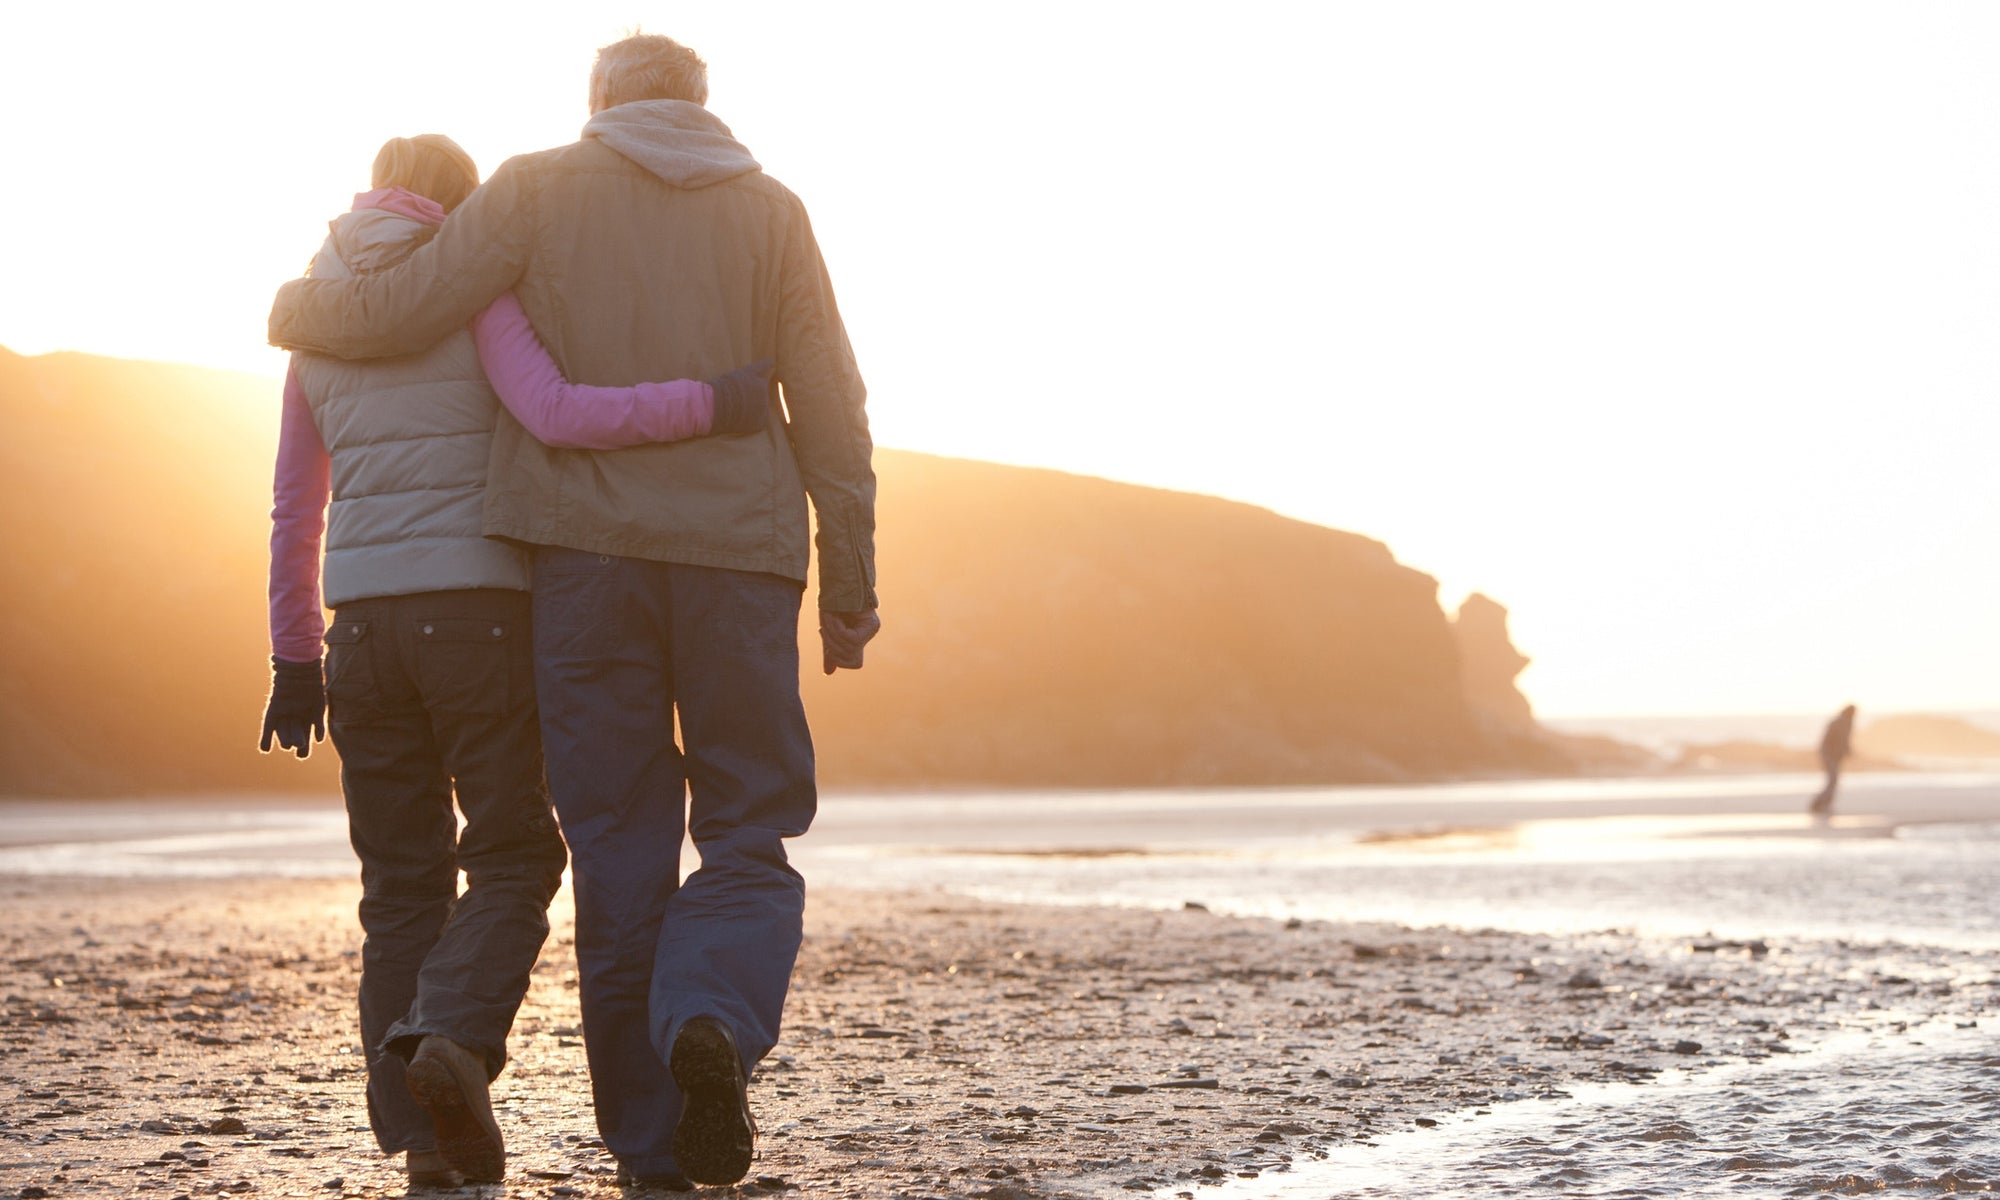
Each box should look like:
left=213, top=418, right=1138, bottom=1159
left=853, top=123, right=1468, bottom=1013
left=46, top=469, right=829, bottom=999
left=413, top=617, right=520, bottom=716
left=323, top=619, right=385, bottom=722
left=532, top=547, right=620, bottom=575
left=531, top=550, right=622, bottom=658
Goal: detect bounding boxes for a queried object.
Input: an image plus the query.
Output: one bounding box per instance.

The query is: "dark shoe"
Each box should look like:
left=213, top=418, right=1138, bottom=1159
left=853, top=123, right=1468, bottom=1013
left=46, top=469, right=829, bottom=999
left=669, top=1016, right=755, bottom=1185
left=406, top=1149, right=464, bottom=1189
left=406, top=1036, right=505, bottom=1183
left=615, top=1165, right=693, bottom=1191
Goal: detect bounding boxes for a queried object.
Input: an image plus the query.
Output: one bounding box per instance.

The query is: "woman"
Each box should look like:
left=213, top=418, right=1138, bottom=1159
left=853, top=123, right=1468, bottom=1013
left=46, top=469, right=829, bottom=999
left=257, top=133, right=768, bottom=1188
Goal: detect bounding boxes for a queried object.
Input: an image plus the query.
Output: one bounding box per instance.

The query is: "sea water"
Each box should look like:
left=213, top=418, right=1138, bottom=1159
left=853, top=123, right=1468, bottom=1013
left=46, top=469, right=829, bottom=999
left=799, top=773, right=2000, bottom=954
left=1203, top=1018, right=2000, bottom=1199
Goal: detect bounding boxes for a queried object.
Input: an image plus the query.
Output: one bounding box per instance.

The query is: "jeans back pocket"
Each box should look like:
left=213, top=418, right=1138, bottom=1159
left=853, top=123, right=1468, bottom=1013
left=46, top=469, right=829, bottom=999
left=413, top=617, right=521, bottom=716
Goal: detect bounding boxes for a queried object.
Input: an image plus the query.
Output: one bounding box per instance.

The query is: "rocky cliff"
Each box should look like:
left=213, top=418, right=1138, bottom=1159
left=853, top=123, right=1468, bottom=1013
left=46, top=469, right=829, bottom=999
left=2, top=346, right=1563, bottom=795
left=1855, top=715, right=2000, bottom=761
left=1451, top=593, right=1535, bottom=734
left=801, top=454, right=1539, bottom=786
left=0, top=346, right=309, bottom=796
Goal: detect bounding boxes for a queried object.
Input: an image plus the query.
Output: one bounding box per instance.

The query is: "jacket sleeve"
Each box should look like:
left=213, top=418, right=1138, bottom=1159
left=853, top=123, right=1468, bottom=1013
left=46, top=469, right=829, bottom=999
left=469, top=291, right=717, bottom=450
left=775, top=198, right=877, bottom=612
left=269, top=360, right=331, bottom=663
left=268, top=159, right=534, bottom=360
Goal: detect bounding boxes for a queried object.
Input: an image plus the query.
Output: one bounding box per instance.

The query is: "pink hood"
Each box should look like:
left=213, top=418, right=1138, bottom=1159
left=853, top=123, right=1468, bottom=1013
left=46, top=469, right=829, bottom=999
left=351, top=187, right=447, bottom=227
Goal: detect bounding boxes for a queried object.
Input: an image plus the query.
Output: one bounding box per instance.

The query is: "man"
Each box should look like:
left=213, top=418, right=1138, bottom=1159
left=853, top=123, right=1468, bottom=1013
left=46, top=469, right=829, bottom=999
left=269, top=34, right=879, bottom=1188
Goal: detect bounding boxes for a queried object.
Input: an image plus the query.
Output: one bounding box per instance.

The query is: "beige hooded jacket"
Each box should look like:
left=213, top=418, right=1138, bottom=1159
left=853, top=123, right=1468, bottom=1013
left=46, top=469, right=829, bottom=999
left=269, top=101, right=875, bottom=612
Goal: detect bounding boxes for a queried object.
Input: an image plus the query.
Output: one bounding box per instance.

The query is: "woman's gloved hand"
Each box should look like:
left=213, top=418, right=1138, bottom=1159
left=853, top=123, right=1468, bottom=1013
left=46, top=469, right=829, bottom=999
left=707, top=360, right=776, bottom=436
left=260, top=655, right=326, bottom=759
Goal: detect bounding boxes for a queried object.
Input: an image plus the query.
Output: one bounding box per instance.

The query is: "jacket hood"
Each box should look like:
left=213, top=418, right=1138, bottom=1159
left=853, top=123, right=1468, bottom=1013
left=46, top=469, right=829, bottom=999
left=353, top=186, right=446, bottom=227
left=582, top=99, right=762, bottom=188
left=321, top=192, right=440, bottom=276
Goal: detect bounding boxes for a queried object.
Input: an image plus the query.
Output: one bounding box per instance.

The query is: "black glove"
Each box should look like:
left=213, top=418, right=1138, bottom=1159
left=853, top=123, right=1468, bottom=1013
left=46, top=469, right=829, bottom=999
left=706, top=360, right=776, bottom=436
left=260, top=655, right=326, bottom=759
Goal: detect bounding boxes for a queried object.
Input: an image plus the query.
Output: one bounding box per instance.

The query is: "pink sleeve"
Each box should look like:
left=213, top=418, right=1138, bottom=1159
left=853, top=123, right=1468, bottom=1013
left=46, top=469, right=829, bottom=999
left=469, top=292, right=716, bottom=449
left=269, top=360, right=331, bottom=663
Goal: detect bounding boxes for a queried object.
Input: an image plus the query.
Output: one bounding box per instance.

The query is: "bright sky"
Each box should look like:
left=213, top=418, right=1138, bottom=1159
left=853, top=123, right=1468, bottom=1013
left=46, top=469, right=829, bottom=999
left=4, top=2, right=1995, bottom=719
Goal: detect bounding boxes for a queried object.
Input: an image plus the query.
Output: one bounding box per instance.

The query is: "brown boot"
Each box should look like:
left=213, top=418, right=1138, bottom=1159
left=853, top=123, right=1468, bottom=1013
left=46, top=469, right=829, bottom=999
left=406, top=1149, right=464, bottom=1189
left=405, top=1036, right=505, bottom=1183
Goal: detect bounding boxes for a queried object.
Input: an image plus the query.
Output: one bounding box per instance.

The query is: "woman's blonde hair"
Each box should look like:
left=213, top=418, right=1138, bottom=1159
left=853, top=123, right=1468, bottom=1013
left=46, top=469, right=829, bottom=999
left=371, top=134, right=480, bottom=212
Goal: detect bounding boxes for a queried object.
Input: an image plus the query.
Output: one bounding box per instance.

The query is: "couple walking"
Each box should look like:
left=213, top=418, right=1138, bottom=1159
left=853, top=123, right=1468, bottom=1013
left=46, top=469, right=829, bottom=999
left=259, top=33, right=877, bottom=1189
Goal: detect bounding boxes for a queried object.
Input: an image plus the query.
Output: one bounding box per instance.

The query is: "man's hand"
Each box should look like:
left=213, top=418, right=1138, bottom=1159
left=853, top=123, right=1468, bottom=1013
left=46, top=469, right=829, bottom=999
left=260, top=656, right=327, bottom=759
left=819, top=609, right=881, bottom=675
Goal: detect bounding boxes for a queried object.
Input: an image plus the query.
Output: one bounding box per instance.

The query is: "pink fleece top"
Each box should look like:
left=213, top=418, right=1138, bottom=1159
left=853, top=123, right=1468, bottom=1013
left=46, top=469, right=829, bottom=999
left=268, top=188, right=718, bottom=662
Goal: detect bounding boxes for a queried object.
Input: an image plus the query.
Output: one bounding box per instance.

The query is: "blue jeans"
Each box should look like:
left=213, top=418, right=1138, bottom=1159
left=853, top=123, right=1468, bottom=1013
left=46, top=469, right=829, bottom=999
left=531, top=548, right=816, bottom=1176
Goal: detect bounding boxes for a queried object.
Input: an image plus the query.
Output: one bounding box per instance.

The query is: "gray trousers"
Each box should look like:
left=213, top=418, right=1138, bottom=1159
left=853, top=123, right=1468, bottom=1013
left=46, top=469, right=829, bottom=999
left=324, top=588, right=568, bottom=1154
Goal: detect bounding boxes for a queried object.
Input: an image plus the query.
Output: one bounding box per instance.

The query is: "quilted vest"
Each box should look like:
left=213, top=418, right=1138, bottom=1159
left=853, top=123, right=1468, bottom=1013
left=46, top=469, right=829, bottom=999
left=292, top=209, right=528, bottom=606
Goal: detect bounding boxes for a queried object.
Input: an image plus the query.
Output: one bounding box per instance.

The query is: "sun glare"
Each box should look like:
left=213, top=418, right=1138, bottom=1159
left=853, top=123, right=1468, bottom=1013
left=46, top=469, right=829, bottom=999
left=2, top=1, right=1995, bottom=718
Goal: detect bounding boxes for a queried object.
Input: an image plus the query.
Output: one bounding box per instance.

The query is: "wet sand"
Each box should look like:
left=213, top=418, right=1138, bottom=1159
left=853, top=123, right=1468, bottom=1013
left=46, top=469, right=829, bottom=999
left=3, top=874, right=1994, bottom=1198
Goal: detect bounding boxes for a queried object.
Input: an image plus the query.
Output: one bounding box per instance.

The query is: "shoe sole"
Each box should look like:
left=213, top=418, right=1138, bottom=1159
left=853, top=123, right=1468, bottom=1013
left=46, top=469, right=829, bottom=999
left=670, top=1020, right=753, bottom=1185
left=406, top=1054, right=505, bottom=1183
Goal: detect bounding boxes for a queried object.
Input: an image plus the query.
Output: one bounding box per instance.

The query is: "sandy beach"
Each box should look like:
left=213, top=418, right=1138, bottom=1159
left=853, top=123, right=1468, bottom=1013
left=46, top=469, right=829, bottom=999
left=4, top=860, right=1994, bottom=1199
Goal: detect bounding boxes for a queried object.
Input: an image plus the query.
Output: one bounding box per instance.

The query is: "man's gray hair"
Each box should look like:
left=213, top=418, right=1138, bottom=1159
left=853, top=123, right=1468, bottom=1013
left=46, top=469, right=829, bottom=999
left=590, top=33, right=709, bottom=113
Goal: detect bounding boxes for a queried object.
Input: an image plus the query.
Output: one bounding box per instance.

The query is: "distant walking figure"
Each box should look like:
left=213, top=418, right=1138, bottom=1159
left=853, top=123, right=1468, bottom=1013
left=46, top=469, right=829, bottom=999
left=1808, top=704, right=1858, bottom=816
